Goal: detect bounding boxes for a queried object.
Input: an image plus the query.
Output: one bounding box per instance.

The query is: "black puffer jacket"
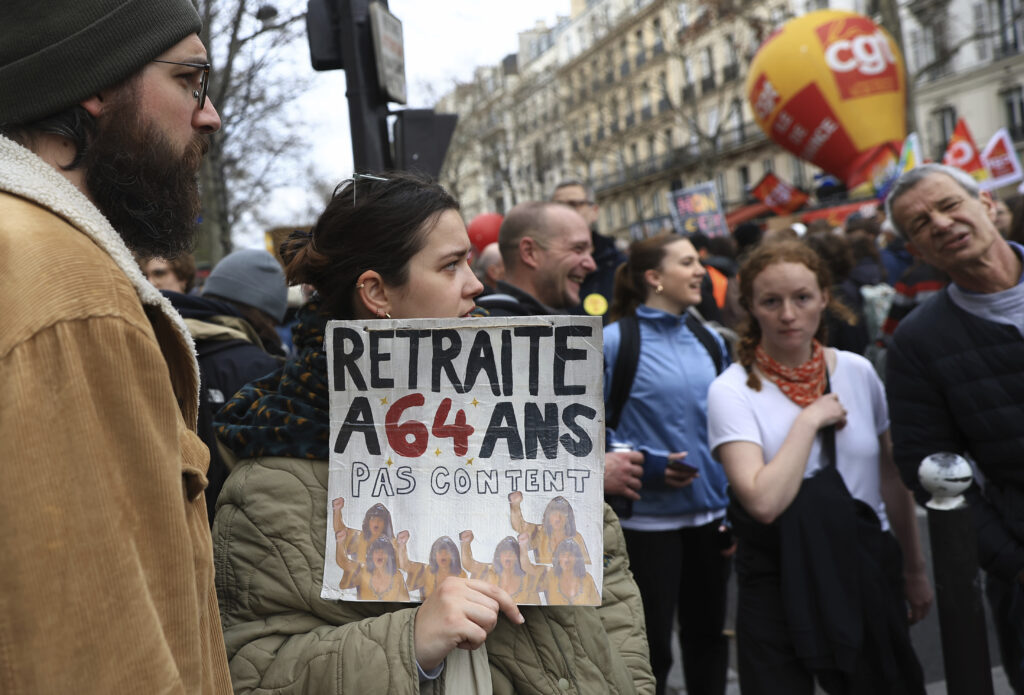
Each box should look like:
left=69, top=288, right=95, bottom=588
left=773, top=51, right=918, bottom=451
left=474, top=281, right=554, bottom=317
left=163, top=291, right=283, bottom=524
left=886, top=288, right=1024, bottom=582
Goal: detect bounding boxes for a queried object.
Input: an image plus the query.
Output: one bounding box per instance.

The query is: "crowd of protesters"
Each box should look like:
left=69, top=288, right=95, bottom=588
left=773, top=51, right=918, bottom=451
left=2, top=2, right=1023, bottom=694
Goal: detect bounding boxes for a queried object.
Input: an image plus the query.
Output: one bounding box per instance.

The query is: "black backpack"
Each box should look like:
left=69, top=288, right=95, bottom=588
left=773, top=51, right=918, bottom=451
left=605, top=312, right=725, bottom=430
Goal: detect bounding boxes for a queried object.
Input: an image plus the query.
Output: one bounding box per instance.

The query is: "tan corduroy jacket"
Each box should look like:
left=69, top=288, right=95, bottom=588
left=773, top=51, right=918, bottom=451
left=0, top=135, right=232, bottom=694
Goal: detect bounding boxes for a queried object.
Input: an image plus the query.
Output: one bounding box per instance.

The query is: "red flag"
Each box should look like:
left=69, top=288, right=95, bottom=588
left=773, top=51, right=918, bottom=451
left=942, top=118, right=989, bottom=182
left=751, top=172, right=810, bottom=215
left=980, top=128, right=1023, bottom=190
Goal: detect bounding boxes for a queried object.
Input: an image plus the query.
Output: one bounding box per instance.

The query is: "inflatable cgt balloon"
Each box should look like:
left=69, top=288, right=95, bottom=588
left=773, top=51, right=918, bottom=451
left=467, top=212, right=503, bottom=252
left=747, top=10, right=906, bottom=190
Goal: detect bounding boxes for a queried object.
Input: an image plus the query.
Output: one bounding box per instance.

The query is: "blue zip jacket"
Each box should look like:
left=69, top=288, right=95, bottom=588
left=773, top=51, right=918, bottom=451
left=604, top=305, right=730, bottom=517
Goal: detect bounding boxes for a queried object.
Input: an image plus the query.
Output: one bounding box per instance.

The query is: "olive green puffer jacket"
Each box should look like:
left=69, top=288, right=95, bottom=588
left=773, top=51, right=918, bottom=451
left=213, top=455, right=654, bottom=694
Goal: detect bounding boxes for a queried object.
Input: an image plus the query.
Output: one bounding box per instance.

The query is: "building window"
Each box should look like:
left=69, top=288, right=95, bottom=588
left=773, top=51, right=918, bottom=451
left=631, top=142, right=640, bottom=165
left=653, top=190, right=662, bottom=215
left=715, top=172, right=727, bottom=203
left=647, top=134, right=657, bottom=160
left=665, top=128, right=674, bottom=150
left=996, top=0, right=1024, bottom=57
left=678, top=1, right=689, bottom=30
left=974, top=3, right=990, bottom=60
left=763, top=157, right=774, bottom=174
left=791, top=155, right=805, bottom=187
left=701, top=46, right=715, bottom=79
left=930, top=106, right=957, bottom=159
left=620, top=200, right=629, bottom=225
left=1004, top=86, right=1024, bottom=139
left=738, top=165, right=750, bottom=194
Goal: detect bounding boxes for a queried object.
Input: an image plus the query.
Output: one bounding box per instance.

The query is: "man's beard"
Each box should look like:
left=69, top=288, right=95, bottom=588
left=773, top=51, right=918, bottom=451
left=83, top=97, right=209, bottom=259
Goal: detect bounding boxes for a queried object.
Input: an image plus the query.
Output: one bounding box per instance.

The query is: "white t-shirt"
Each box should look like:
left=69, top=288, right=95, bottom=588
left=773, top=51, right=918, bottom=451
left=707, top=350, right=891, bottom=529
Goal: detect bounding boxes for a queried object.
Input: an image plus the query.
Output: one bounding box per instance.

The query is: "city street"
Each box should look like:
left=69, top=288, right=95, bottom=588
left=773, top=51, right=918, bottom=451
left=666, top=507, right=1014, bottom=694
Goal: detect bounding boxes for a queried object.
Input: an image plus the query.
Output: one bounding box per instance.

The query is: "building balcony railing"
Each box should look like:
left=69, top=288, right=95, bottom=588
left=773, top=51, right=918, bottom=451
left=1010, top=123, right=1024, bottom=141
left=593, top=147, right=702, bottom=193
left=716, top=121, right=767, bottom=151
left=722, top=63, right=740, bottom=82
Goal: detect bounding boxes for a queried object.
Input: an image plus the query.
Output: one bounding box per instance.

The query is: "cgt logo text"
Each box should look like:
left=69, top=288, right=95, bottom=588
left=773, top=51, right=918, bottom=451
left=816, top=18, right=899, bottom=99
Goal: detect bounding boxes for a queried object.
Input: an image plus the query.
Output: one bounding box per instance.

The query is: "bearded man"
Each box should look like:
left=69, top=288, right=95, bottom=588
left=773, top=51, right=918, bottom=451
left=0, top=1, right=231, bottom=692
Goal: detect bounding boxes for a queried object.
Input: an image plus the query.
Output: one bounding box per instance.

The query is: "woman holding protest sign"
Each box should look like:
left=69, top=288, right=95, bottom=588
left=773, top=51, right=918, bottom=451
left=603, top=232, right=733, bottom=695
left=332, top=498, right=396, bottom=561
left=211, top=172, right=654, bottom=694
left=459, top=531, right=542, bottom=604
left=396, top=533, right=467, bottom=600
left=334, top=530, right=411, bottom=601
left=508, top=492, right=591, bottom=565
left=707, top=240, right=929, bottom=694
left=518, top=534, right=601, bottom=606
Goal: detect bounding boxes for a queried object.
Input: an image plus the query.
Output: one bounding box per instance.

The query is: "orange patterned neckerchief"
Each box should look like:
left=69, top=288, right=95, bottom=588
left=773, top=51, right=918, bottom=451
left=755, top=340, right=826, bottom=407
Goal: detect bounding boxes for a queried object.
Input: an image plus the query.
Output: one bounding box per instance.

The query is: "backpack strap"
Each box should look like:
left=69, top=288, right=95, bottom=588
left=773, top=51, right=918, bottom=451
left=606, top=312, right=723, bottom=431
left=685, top=312, right=724, bottom=375
left=606, top=314, right=640, bottom=431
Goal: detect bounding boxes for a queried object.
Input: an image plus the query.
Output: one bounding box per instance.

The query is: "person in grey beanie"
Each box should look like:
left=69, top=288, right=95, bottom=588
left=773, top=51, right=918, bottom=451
left=205, top=249, right=290, bottom=325
left=0, top=1, right=230, bottom=693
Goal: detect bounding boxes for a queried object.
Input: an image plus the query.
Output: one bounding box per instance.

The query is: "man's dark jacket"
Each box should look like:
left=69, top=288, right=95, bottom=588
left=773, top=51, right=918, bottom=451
left=474, top=280, right=554, bottom=317
left=886, top=288, right=1024, bottom=582
left=570, top=229, right=626, bottom=324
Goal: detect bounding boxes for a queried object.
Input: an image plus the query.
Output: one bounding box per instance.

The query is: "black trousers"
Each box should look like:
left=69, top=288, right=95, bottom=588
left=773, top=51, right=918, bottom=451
left=986, top=572, right=1024, bottom=694
left=734, top=531, right=925, bottom=695
left=623, top=521, right=732, bottom=695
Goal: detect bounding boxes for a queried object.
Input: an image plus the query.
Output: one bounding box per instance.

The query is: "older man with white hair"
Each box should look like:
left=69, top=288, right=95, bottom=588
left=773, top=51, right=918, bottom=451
left=885, top=162, right=1024, bottom=693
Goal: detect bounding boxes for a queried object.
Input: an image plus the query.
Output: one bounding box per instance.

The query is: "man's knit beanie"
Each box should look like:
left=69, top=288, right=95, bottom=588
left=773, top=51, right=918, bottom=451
left=0, top=0, right=202, bottom=126
left=204, top=249, right=289, bottom=323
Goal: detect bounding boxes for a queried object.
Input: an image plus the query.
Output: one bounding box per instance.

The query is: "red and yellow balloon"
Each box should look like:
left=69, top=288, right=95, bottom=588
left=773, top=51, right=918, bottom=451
left=746, top=10, right=907, bottom=191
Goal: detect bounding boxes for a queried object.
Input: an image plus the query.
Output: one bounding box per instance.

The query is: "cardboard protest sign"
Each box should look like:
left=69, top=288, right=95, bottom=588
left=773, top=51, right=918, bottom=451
left=322, top=316, right=605, bottom=606
left=667, top=181, right=729, bottom=237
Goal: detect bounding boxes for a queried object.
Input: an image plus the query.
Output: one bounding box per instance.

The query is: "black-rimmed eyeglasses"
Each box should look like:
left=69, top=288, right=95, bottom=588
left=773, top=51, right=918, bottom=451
left=152, top=60, right=211, bottom=110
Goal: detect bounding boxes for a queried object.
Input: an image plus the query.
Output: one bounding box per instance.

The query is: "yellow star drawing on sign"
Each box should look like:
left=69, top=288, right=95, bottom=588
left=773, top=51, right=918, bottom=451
left=380, top=397, right=388, bottom=405
left=434, top=448, right=442, bottom=456
left=385, top=457, right=394, bottom=466
left=466, top=457, right=474, bottom=466
left=471, top=398, right=479, bottom=407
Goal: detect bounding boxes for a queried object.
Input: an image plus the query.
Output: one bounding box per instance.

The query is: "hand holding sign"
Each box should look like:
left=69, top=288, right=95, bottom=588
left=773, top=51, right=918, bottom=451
left=413, top=577, right=525, bottom=671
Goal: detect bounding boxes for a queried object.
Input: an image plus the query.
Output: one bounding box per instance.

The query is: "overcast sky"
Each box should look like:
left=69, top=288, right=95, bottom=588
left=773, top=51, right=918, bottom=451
left=245, top=1, right=567, bottom=245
